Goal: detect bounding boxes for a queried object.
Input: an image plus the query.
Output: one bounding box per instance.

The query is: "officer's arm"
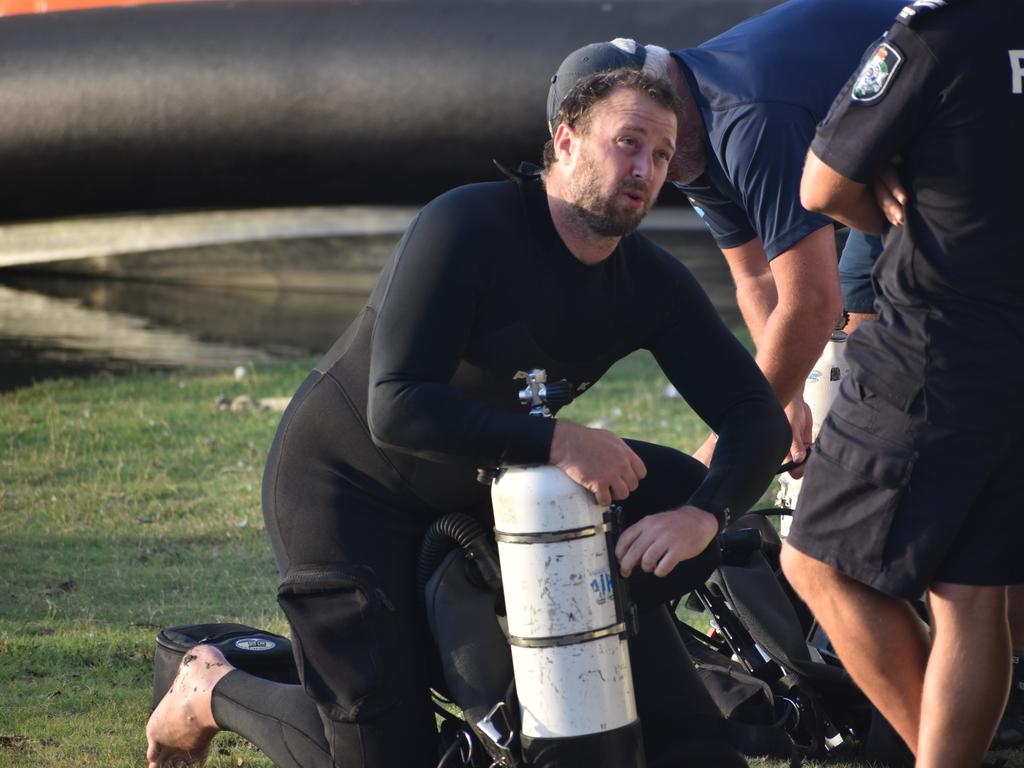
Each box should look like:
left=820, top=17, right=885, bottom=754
left=801, top=149, right=888, bottom=235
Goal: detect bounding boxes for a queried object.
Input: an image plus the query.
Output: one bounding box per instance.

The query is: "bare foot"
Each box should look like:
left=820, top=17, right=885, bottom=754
left=146, top=644, right=233, bottom=768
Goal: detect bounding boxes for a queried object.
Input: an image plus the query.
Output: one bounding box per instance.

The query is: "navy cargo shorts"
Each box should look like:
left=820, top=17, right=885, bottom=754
left=838, top=230, right=882, bottom=315
left=787, top=375, right=1024, bottom=599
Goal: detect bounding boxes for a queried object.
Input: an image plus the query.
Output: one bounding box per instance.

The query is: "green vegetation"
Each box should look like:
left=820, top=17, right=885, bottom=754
left=1, top=354, right=1019, bottom=767
left=0, top=361, right=304, bottom=767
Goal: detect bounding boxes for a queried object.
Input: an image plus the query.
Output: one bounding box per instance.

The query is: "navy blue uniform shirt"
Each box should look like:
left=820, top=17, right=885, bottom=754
left=673, top=0, right=904, bottom=260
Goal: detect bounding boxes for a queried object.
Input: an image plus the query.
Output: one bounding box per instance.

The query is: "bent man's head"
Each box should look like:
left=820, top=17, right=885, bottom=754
left=544, top=67, right=679, bottom=239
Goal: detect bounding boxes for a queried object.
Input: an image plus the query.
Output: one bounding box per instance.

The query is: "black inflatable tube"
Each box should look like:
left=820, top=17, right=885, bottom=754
left=0, top=0, right=777, bottom=221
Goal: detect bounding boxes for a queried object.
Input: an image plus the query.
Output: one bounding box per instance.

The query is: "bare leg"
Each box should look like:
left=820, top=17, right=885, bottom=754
left=993, top=584, right=1024, bottom=746
left=1008, top=585, right=1024, bottom=652
left=780, top=543, right=929, bottom=753
left=917, top=583, right=1010, bottom=768
left=146, top=645, right=232, bottom=768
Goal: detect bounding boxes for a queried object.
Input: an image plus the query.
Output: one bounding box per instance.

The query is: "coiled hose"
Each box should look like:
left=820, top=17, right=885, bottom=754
left=416, top=512, right=502, bottom=599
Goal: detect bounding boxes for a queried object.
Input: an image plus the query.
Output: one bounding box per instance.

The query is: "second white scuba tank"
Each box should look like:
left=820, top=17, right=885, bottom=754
left=489, top=369, right=645, bottom=768
left=776, top=329, right=851, bottom=531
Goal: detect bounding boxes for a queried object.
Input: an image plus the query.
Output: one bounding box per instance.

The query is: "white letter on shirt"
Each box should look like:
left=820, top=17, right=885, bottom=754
left=1011, top=50, right=1024, bottom=95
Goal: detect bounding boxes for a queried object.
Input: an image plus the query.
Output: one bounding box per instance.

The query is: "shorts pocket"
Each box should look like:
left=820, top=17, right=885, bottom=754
left=277, top=563, right=399, bottom=722
left=801, top=412, right=917, bottom=574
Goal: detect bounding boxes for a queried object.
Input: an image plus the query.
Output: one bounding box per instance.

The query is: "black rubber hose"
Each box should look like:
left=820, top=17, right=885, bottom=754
left=417, top=512, right=502, bottom=598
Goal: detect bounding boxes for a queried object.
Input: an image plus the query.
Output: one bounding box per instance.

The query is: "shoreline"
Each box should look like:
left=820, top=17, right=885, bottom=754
left=0, top=205, right=704, bottom=283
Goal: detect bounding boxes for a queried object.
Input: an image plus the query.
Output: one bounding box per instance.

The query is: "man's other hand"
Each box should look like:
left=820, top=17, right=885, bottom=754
left=549, top=420, right=647, bottom=507
left=785, top=396, right=812, bottom=478
left=615, top=506, right=718, bottom=578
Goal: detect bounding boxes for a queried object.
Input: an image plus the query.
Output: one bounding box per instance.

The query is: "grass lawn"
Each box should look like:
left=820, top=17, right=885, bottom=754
left=1, top=352, right=1020, bottom=767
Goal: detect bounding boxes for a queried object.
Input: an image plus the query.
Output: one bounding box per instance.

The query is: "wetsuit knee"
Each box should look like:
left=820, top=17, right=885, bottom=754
left=277, top=563, right=407, bottom=722
left=277, top=563, right=437, bottom=767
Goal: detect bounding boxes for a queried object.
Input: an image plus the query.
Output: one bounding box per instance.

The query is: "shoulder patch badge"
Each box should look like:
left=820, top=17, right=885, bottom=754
left=852, top=42, right=904, bottom=103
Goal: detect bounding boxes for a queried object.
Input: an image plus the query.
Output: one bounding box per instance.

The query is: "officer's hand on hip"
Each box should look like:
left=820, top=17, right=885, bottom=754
left=615, top=506, right=718, bottom=578
left=873, top=159, right=907, bottom=227
left=549, top=420, right=647, bottom=507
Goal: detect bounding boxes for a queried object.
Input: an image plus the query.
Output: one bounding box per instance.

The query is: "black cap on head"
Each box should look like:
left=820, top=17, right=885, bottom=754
left=546, top=39, right=649, bottom=135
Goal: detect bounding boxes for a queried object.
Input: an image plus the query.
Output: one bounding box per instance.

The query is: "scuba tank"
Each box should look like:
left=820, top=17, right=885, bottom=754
left=489, top=369, right=645, bottom=768
left=804, top=329, right=851, bottom=442
left=776, top=328, right=851, bottom=533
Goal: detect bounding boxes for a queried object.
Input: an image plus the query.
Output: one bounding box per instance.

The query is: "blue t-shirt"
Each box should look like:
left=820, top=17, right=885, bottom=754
left=673, top=0, right=904, bottom=260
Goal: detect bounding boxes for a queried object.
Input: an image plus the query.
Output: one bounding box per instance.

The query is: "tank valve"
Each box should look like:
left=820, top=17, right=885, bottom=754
left=514, top=368, right=573, bottom=417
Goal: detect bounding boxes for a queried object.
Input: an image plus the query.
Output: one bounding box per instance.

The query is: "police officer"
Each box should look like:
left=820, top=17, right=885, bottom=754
left=782, top=1, right=1024, bottom=765
left=548, top=0, right=906, bottom=481
left=832, top=191, right=1024, bottom=755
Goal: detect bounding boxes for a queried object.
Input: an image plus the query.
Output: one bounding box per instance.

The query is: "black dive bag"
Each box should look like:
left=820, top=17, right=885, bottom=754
left=151, top=622, right=299, bottom=710
left=678, top=510, right=913, bottom=766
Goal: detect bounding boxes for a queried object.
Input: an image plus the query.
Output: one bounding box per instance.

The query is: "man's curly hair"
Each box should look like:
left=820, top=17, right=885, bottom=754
left=543, top=67, right=680, bottom=169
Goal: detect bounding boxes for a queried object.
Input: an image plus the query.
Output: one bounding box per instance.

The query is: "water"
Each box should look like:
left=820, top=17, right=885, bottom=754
left=0, top=220, right=738, bottom=392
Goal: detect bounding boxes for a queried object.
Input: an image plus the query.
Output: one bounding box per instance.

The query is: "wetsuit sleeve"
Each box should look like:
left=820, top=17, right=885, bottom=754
left=645, top=261, right=790, bottom=525
left=721, top=102, right=835, bottom=260
left=810, top=25, right=937, bottom=184
left=366, top=189, right=555, bottom=467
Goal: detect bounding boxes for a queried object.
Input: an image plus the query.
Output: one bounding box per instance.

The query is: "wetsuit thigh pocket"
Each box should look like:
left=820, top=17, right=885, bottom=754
left=277, top=564, right=400, bottom=722
left=800, top=410, right=916, bottom=575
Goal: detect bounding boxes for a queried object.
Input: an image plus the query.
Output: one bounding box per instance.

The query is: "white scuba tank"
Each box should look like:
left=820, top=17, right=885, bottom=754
left=488, top=369, right=644, bottom=767
left=776, top=330, right=851, bottom=534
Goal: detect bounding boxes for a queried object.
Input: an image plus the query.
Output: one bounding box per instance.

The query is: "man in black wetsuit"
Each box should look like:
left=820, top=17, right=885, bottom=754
left=781, top=2, right=1024, bottom=765
left=146, top=68, right=789, bottom=768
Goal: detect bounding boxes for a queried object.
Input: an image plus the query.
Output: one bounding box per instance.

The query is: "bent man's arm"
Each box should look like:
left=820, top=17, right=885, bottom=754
left=699, top=226, right=840, bottom=470
left=683, top=103, right=844, bottom=471
left=725, top=226, right=842, bottom=405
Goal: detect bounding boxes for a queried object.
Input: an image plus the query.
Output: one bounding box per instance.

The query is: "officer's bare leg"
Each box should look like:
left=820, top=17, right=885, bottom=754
left=146, top=644, right=232, bottom=768
left=1008, top=585, right=1024, bottom=654
left=780, top=543, right=929, bottom=752
left=916, top=583, right=1010, bottom=768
